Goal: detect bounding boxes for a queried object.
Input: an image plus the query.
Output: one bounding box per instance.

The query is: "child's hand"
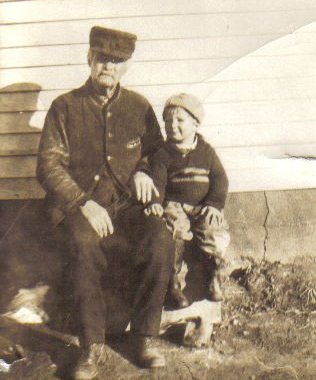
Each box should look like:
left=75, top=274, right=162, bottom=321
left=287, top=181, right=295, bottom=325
left=144, top=203, right=164, bottom=217
left=199, top=205, right=223, bottom=227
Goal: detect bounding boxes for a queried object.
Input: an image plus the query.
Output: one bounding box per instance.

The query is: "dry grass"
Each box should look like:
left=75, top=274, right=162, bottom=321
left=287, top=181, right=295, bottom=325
left=228, top=256, right=316, bottom=313
left=1, top=256, right=316, bottom=379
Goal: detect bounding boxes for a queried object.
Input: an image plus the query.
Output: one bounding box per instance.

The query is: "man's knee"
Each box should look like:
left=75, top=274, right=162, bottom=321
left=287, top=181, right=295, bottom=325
left=63, top=212, right=110, bottom=273
left=65, top=212, right=100, bottom=249
left=139, top=215, right=174, bottom=264
left=144, top=215, right=173, bottom=243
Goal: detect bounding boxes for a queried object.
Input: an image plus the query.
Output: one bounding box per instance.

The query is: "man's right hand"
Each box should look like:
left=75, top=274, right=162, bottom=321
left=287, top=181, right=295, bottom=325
left=80, top=200, right=114, bottom=238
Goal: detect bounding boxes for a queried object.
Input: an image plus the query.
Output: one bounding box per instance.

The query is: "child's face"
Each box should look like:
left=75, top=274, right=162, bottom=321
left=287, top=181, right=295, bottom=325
left=164, top=107, right=198, bottom=144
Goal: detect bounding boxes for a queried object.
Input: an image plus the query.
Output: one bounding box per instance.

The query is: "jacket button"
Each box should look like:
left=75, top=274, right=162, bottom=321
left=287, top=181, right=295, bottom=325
left=107, top=112, right=112, bottom=117
left=107, top=155, right=112, bottom=161
left=94, top=174, right=100, bottom=181
left=108, top=132, right=113, bottom=138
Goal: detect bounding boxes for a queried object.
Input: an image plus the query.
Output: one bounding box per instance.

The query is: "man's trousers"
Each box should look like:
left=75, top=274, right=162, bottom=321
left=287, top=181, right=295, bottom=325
left=63, top=205, right=175, bottom=347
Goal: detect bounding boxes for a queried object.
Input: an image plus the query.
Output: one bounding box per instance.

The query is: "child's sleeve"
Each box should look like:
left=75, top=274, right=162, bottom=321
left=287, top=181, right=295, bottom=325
left=204, top=148, right=229, bottom=210
left=147, top=148, right=170, bottom=204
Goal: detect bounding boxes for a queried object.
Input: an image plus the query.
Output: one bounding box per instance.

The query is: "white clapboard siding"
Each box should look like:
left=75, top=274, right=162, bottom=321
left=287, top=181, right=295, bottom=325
left=1, top=116, right=315, bottom=150
left=0, top=142, right=316, bottom=178
left=1, top=87, right=217, bottom=112
left=2, top=32, right=314, bottom=70
left=199, top=121, right=316, bottom=148
left=2, top=0, right=316, bottom=24
left=1, top=156, right=38, bottom=178
left=1, top=35, right=285, bottom=69
left=0, top=133, right=40, bottom=156
left=1, top=160, right=315, bottom=200
left=2, top=144, right=315, bottom=178
left=0, top=120, right=315, bottom=158
left=2, top=76, right=316, bottom=112
left=0, top=0, right=316, bottom=198
left=202, top=98, right=316, bottom=125
left=0, top=144, right=315, bottom=199
left=0, top=111, right=46, bottom=133
left=1, top=159, right=316, bottom=200
left=200, top=23, right=316, bottom=147
left=0, top=178, right=45, bottom=200
left=0, top=58, right=240, bottom=90
left=2, top=98, right=316, bottom=132
left=2, top=11, right=316, bottom=49
left=1, top=54, right=314, bottom=91
left=228, top=161, right=316, bottom=192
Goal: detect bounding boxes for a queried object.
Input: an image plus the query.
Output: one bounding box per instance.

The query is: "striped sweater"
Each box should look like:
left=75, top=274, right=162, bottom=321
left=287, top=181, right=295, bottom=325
left=148, top=134, right=229, bottom=210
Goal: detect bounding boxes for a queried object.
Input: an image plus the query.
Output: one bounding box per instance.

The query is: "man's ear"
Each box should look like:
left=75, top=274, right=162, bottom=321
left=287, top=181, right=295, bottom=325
left=87, top=49, right=92, bottom=67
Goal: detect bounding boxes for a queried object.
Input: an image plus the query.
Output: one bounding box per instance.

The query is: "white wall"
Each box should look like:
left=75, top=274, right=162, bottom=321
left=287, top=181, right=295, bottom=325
left=0, top=0, right=315, bottom=198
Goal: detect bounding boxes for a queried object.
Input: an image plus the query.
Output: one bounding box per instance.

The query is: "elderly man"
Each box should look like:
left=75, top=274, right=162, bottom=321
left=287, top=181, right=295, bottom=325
left=37, top=26, right=174, bottom=378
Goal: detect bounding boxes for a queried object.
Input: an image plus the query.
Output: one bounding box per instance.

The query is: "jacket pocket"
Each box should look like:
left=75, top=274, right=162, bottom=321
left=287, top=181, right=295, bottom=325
left=126, top=137, right=141, bottom=149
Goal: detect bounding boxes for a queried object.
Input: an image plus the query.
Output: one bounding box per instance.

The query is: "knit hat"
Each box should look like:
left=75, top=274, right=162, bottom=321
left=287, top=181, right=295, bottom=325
left=163, top=93, right=204, bottom=124
left=89, top=26, right=137, bottom=61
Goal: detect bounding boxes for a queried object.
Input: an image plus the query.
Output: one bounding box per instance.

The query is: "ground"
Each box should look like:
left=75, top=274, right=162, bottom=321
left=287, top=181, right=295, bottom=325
left=1, top=256, right=316, bottom=380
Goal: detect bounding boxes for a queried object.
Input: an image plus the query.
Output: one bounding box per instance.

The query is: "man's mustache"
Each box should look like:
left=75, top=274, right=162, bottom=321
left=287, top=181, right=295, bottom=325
left=100, top=72, right=113, bottom=77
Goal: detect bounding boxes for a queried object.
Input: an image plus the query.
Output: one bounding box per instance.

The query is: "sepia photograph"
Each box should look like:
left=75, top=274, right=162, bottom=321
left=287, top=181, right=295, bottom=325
left=0, top=1, right=316, bottom=379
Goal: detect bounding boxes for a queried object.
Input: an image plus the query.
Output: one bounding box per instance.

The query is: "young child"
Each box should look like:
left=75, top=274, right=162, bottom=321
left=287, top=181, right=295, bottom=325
left=145, top=93, right=230, bottom=308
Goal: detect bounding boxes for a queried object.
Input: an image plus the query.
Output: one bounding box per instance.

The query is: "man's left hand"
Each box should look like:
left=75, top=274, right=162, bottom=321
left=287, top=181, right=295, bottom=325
left=133, top=171, right=159, bottom=204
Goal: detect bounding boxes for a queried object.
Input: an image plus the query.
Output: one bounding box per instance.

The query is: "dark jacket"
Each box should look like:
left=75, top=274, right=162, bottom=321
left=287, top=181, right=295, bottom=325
left=36, top=78, right=163, bottom=225
left=148, top=134, right=229, bottom=210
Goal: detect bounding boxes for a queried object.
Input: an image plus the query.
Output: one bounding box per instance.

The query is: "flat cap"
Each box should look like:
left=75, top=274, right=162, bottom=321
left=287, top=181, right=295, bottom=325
left=89, top=26, right=137, bottom=61
left=163, top=93, right=204, bottom=124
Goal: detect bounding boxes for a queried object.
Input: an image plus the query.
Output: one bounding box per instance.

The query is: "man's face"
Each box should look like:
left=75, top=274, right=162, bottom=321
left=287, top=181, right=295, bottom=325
left=88, top=50, right=129, bottom=91
left=164, top=107, right=198, bottom=144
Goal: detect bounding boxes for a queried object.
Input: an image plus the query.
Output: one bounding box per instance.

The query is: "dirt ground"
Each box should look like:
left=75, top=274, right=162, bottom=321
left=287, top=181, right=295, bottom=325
left=1, top=256, right=316, bottom=380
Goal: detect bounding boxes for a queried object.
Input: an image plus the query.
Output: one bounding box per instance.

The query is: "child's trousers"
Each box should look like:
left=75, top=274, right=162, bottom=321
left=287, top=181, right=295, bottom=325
left=163, top=201, right=230, bottom=259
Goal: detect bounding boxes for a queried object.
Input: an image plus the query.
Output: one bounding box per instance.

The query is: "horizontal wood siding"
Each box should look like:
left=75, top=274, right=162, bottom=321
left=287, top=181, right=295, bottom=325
left=2, top=0, right=316, bottom=24
left=0, top=0, right=316, bottom=199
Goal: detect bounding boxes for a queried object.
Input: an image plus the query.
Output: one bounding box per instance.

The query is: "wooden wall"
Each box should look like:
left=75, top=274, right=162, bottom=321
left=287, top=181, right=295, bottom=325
left=1, top=0, right=316, bottom=199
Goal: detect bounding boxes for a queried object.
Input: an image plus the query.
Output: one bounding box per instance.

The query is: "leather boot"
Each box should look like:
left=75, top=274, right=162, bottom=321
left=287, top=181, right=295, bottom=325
left=166, top=239, right=189, bottom=309
left=132, top=335, right=166, bottom=368
left=73, top=343, right=106, bottom=380
left=208, top=257, right=224, bottom=302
